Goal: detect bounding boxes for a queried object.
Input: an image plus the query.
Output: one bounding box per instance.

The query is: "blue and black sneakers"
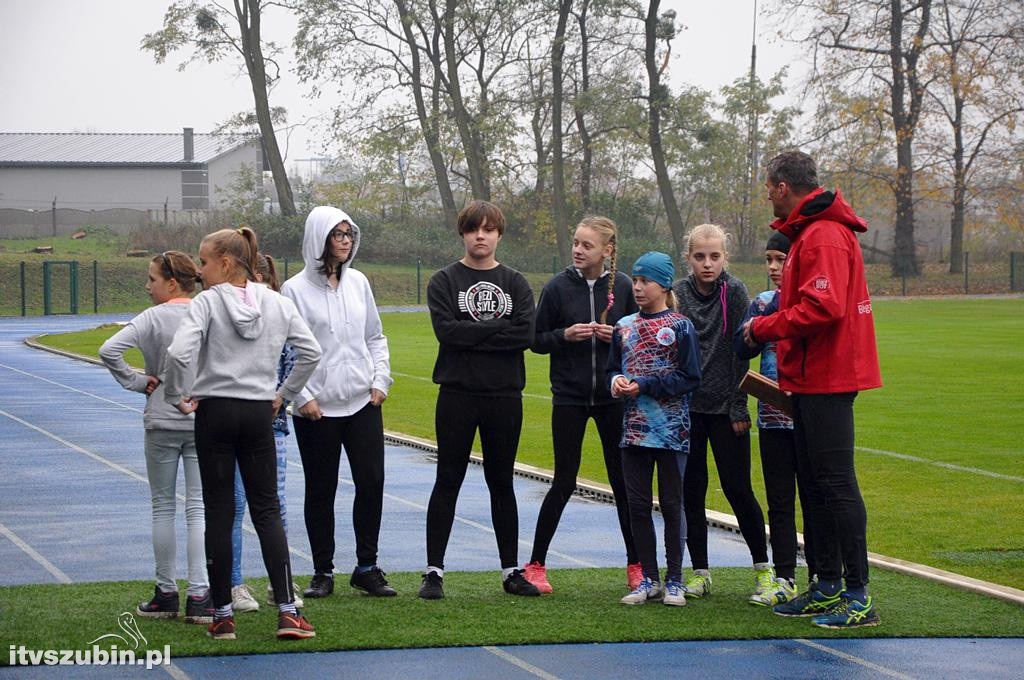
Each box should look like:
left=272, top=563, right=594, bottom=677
left=772, top=587, right=842, bottom=617
left=811, top=594, right=881, bottom=629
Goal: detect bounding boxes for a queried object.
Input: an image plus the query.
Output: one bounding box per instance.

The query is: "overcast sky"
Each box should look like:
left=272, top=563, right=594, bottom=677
left=0, top=0, right=802, bottom=171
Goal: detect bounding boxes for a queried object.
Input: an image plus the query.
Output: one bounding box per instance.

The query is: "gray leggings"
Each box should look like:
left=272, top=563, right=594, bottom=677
left=144, top=429, right=207, bottom=596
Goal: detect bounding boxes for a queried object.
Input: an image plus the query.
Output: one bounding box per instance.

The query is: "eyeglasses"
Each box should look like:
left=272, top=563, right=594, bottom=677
left=330, top=229, right=354, bottom=242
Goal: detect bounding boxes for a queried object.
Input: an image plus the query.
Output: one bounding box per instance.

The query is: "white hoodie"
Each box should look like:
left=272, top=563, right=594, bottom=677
left=281, top=206, right=393, bottom=417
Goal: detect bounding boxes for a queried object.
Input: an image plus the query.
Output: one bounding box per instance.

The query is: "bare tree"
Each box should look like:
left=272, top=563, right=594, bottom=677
left=926, top=0, right=1024, bottom=272
left=143, top=0, right=297, bottom=216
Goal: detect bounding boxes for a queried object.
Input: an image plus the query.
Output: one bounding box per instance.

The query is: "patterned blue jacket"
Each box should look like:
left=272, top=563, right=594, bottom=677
left=274, top=343, right=297, bottom=434
left=734, top=290, right=794, bottom=430
left=607, top=309, right=701, bottom=452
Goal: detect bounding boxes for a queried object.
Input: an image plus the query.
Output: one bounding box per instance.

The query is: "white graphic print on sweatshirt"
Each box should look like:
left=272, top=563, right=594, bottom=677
left=458, top=282, right=513, bottom=321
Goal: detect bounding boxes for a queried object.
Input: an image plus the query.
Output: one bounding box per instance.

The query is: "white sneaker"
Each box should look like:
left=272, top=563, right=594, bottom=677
left=620, top=577, right=664, bottom=605
left=663, top=580, right=687, bottom=606
left=267, top=583, right=304, bottom=608
left=231, top=584, right=259, bottom=613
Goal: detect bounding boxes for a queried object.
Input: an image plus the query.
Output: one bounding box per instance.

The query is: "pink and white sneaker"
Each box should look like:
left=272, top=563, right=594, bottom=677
left=627, top=563, right=644, bottom=591
left=523, top=561, right=553, bottom=594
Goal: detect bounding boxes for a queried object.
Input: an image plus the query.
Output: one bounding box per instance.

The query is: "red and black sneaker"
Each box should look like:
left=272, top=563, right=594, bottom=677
left=206, top=615, right=236, bottom=640
left=277, top=610, right=316, bottom=640
left=137, top=586, right=179, bottom=619
left=184, top=590, right=215, bottom=625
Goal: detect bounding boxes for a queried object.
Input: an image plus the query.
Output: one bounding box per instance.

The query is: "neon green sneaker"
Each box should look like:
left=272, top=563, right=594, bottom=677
left=773, top=587, right=842, bottom=617
left=811, top=594, right=881, bottom=629
left=750, top=576, right=797, bottom=606
left=748, top=564, right=776, bottom=605
left=683, top=570, right=712, bottom=598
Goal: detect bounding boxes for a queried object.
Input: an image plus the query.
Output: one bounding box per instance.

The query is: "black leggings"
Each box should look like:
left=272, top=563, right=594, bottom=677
left=530, top=403, right=637, bottom=565
left=426, top=390, right=523, bottom=570
left=194, top=397, right=293, bottom=608
left=759, top=428, right=817, bottom=581
left=621, top=446, right=685, bottom=583
left=292, top=403, right=385, bottom=573
left=791, top=393, right=867, bottom=588
left=684, top=412, right=769, bottom=569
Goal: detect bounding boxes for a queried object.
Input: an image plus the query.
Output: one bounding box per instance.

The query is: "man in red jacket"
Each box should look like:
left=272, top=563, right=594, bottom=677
left=742, top=150, right=882, bottom=629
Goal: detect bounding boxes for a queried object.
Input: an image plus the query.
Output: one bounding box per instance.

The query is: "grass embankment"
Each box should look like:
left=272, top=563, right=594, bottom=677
left=35, top=298, right=1024, bottom=590
left=2, top=568, right=1022, bottom=662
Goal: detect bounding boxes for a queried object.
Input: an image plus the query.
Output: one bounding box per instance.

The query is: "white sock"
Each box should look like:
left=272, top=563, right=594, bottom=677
left=753, top=562, right=772, bottom=572
left=502, top=567, right=516, bottom=581
left=694, top=569, right=711, bottom=578
left=279, top=602, right=298, bottom=615
left=426, top=566, right=443, bottom=578
left=215, top=603, right=232, bottom=618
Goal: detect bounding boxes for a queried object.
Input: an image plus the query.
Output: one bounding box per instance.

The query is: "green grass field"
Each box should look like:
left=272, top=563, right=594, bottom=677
left=2, top=568, right=1022, bottom=661
left=34, top=297, right=1024, bottom=592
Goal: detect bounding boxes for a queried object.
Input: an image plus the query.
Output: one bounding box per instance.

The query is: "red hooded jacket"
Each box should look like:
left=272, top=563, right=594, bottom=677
left=750, top=187, right=882, bottom=394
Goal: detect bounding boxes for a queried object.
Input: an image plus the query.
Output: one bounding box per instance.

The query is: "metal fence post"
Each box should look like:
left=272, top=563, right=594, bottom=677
left=902, top=274, right=907, bottom=296
left=20, top=261, right=26, bottom=317
left=552, top=256, right=557, bottom=276
left=1011, top=252, right=1017, bottom=292
left=93, top=260, right=99, bottom=313
left=964, top=252, right=969, bottom=294
left=70, top=261, right=79, bottom=314
left=43, top=261, right=51, bottom=315
left=416, top=259, right=422, bottom=305
left=284, top=257, right=289, bottom=280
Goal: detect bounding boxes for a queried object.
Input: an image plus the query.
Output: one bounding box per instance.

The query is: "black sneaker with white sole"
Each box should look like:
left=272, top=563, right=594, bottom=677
left=503, top=569, right=541, bottom=597
left=137, top=586, right=179, bottom=619
left=418, top=572, right=444, bottom=600
left=184, top=591, right=214, bottom=624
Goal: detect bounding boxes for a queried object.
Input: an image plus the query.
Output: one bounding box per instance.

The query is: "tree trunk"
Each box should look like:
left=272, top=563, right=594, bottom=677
left=573, top=0, right=593, bottom=213
left=949, top=106, right=966, bottom=274
left=394, top=0, right=458, bottom=228
left=644, top=0, right=687, bottom=261
left=236, top=0, right=295, bottom=217
left=440, top=0, right=490, bottom=200
left=550, top=0, right=573, bottom=266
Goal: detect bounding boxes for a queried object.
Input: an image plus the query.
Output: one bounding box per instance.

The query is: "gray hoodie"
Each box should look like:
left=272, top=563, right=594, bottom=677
left=99, top=300, right=195, bottom=431
left=163, top=280, right=321, bottom=404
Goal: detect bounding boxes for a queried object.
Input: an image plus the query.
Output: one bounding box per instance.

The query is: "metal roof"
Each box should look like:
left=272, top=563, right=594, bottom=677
left=0, top=132, right=257, bottom=167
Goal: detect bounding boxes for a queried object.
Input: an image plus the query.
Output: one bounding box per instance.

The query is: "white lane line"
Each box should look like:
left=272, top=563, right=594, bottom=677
left=161, top=662, right=193, bottom=680
left=796, top=639, right=916, bottom=680
left=0, top=408, right=313, bottom=564
left=0, top=361, right=144, bottom=415
left=286, top=459, right=598, bottom=568
left=0, top=520, right=73, bottom=584
left=484, top=646, right=562, bottom=680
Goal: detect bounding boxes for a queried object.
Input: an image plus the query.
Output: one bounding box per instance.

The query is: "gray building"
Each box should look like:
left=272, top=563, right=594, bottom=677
left=0, top=128, right=266, bottom=236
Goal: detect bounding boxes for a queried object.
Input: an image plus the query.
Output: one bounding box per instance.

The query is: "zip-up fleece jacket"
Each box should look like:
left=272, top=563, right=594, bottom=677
left=750, top=187, right=882, bottom=394
left=281, top=206, right=394, bottom=417
left=532, top=267, right=638, bottom=407
left=164, top=281, right=321, bottom=404
left=99, top=299, right=194, bottom=431
left=674, top=271, right=751, bottom=422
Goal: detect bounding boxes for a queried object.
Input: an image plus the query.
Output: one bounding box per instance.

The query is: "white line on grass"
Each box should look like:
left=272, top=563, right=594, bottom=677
left=484, top=646, right=563, bottom=680
left=286, top=459, right=599, bottom=568
left=796, top=639, right=916, bottom=680
left=0, top=520, right=72, bottom=584
left=0, top=408, right=313, bottom=564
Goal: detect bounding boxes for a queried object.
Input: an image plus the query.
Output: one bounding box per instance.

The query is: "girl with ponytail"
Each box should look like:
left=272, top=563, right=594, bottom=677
left=523, top=216, right=641, bottom=594
left=164, top=227, right=322, bottom=641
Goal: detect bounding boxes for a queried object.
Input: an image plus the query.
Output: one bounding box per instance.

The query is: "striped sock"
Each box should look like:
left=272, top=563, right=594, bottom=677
left=278, top=602, right=298, bottom=616
left=215, top=604, right=232, bottom=618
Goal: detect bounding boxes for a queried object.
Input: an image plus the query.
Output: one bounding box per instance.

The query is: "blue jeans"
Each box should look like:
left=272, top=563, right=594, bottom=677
left=144, top=429, right=207, bottom=596
left=231, top=430, right=289, bottom=587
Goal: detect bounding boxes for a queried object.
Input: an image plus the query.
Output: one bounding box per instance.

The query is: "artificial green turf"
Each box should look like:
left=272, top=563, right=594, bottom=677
left=1, top=567, right=1021, bottom=664
left=33, top=298, right=1024, bottom=591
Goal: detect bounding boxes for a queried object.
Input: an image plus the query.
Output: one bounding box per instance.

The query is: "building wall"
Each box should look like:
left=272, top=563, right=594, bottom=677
left=0, top=166, right=183, bottom=212
left=207, top=141, right=264, bottom=209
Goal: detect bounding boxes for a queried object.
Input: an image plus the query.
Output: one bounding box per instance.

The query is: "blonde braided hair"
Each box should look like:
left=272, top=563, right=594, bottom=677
left=576, top=216, right=619, bottom=323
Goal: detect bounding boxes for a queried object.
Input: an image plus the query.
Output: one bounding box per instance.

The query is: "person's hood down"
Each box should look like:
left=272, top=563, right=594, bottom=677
left=772, top=187, right=867, bottom=240
left=300, top=206, right=361, bottom=284
left=209, top=281, right=265, bottom=340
